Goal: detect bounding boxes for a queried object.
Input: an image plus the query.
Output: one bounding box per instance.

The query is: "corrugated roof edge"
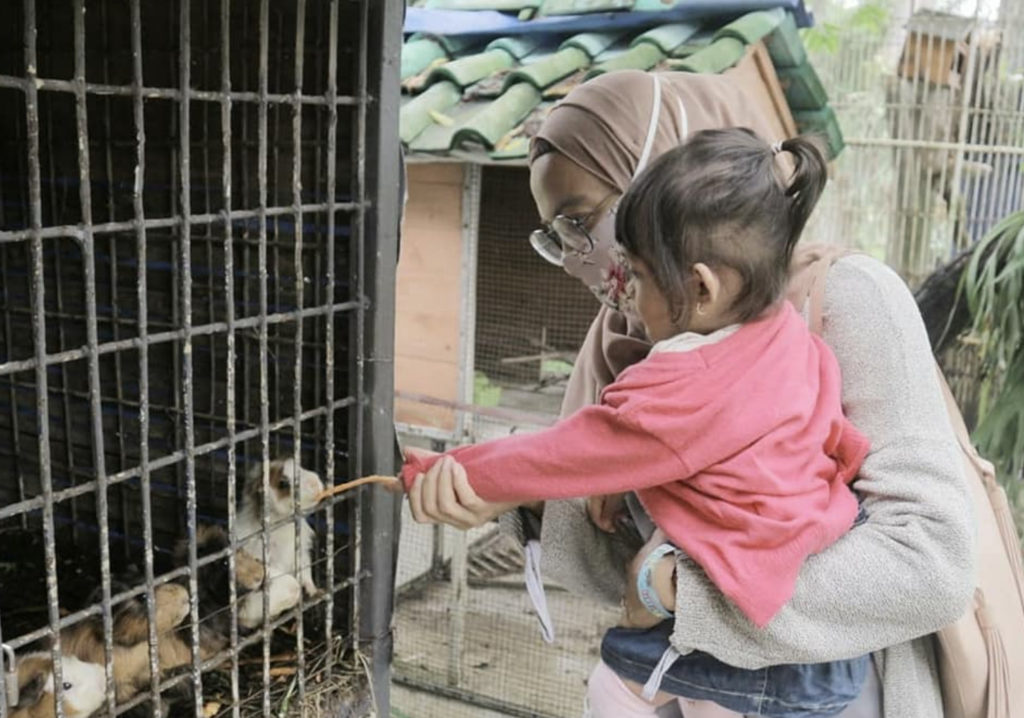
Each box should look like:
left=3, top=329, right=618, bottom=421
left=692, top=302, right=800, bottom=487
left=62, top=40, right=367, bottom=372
left=404, top=0, right=813, bottom=37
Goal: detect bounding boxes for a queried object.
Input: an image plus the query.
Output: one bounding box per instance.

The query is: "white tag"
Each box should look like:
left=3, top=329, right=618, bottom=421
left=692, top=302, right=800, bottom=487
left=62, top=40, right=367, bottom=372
left=524, top=540, right=556, bottom=643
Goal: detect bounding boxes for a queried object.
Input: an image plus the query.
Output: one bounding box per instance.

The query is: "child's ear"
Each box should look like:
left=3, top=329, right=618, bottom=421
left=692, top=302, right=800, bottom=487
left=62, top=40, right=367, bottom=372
left=691, top=263, right=721, bottom=305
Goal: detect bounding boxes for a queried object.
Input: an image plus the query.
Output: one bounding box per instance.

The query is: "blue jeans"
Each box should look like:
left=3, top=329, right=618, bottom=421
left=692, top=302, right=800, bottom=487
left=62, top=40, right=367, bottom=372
left=604, top=504, right=870, bottom=717
left=601, top=621, right=869, bottom=717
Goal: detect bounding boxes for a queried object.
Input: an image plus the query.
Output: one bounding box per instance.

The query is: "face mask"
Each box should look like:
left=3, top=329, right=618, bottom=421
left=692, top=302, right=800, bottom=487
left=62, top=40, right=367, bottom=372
left=561, top=74, right=664, bottom=317
left=561, top=206, right=637, bottom=314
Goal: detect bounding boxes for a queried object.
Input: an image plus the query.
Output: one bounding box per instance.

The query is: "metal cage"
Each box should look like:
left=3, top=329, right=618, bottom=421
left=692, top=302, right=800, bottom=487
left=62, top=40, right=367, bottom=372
left=0, top=0, right=402, bottom=716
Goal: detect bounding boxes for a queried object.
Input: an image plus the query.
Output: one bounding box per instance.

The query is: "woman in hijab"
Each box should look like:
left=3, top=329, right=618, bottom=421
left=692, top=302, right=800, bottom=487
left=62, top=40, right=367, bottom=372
left=405, top=69, right=973, bottom=718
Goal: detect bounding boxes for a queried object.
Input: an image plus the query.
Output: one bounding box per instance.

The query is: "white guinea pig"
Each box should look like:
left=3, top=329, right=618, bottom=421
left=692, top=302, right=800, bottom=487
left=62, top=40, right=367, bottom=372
left=236, top=458, right=323, bottom=604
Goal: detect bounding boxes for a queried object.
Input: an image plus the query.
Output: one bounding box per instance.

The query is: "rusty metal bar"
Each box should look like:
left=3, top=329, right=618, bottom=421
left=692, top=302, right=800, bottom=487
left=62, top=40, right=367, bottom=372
left=128, top=0, right=164, bottom=711
left=0, top=375, right=345, bottom=429
left=0, top=245, right=26, bottom=527
left=22, top=0, right=68, bottom=714
left=73, top=1, right=119, bottom=709
left=0, top=201, right=361, bottom=243
left=290, top=0, right=310, bottom=707
left=256, top=2, right=274, bottom=714
left=219, top=0, right=243, bottom=714
left=40, top=107, right=79, bottom=544
left=323, top=0, right=340, bottom=665
left=4, top=563, right=365, bottom=654
left=0, top=394, right=357, bottom=523
left=95, top=0, right=133, bottom=566
left=0, top=300, right=360, bottom=376
left=351, top=0, right=370, bottom=693
left=176, top=1, right=205, bottom=710
left=0, top=74, right=360, bottom=106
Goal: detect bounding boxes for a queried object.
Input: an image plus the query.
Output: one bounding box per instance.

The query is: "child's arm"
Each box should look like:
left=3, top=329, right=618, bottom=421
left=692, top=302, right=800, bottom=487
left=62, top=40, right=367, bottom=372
left=400, top=403, right=688, bottom=504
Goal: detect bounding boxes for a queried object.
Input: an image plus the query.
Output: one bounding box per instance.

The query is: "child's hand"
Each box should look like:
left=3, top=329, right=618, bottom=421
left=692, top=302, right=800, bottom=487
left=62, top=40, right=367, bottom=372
left=619, top=529, right=676, bottom=628
left=587, top=492, right=628, bottom=533
left=406, top=453, right=518, bottom=530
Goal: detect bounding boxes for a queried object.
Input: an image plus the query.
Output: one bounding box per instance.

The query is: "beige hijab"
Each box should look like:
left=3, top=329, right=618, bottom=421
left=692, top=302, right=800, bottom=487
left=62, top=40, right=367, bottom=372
left=532, top=68, right=787, bottom=193
left=529, top=69, right=790, bottom=415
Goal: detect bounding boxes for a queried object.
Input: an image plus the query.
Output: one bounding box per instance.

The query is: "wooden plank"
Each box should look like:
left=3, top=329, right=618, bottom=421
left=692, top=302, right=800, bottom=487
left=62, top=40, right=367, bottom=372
left=395, top=162, right=466, bottom=432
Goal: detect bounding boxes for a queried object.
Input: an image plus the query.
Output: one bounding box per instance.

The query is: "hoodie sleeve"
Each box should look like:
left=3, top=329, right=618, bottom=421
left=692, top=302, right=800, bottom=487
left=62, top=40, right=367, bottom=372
left=400, top=402, right=689, bottom=504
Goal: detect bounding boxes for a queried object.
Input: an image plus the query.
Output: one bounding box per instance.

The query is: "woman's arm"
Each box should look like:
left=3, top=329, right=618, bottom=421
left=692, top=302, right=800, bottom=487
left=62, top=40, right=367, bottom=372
left=667, top=255, right=975, bottom=668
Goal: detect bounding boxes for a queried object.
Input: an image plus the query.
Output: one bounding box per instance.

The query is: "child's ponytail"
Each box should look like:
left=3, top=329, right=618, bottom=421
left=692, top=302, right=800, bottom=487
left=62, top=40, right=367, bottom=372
left=778, top=135, right=828, bottom=256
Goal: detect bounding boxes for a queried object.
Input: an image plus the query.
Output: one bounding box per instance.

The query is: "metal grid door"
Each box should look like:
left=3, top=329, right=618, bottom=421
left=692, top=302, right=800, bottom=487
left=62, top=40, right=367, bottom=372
left=0, top=0, right=402, bottom=716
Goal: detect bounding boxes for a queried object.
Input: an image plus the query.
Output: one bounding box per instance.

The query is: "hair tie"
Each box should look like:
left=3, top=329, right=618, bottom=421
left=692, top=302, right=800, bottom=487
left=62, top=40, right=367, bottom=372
left=770, top=140, right=785, bottom=156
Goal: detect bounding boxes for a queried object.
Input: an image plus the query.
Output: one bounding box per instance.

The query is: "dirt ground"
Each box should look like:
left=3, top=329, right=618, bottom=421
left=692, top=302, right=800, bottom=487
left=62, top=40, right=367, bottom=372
left=392, top=501, right=622, bottom=718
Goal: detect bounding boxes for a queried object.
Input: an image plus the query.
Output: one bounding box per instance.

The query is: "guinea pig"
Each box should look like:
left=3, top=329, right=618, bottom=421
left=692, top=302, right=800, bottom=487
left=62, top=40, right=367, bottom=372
left=236, top=457, right=323, bottom=599
left=173, top=523, right=266, bottom=651
left=60, top=582, right=191, bottom=703
left=9, top=652, right=106, bottom=718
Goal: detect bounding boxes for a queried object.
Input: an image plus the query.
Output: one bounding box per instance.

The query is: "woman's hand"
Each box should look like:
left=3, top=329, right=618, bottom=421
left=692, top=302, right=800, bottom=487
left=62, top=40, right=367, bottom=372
left=587, top=492, right=628, bottom=533
left=620, top=529, right=676, bottom=628
left=405, top=447, right=519, bottom=530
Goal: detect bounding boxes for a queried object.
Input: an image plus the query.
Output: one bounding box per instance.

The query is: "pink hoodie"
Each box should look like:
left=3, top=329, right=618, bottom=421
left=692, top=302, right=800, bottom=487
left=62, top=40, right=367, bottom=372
left=402, top=302, right=869, bottom=627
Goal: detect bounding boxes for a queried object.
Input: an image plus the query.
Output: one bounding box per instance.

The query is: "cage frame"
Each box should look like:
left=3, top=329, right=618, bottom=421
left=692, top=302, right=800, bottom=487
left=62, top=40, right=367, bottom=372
left=0, top=0, right=404, bottom=716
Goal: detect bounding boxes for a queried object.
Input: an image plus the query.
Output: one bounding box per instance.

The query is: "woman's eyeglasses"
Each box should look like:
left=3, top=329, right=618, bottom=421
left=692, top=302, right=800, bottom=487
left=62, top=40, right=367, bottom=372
left=529, top=193, right=619, bottom=267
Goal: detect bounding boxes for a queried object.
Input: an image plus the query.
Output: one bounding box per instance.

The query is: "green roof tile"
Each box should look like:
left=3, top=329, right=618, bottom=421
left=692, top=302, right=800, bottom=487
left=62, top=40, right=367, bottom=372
left=408, top=100, right=487, bottom=153
left=426, top=47, right=516, bottom=89
left=400, top=80, right=462, bottom=144
left=632, top=0, right=685, bottom=9
left=425, top=0, right=542, bottom=9
left=668, top=36, right=746, bottom=73
left=712, top=8, right=785, bottom=45
left=777, top=63, right=828, bottom=110
left=402, top=37, right=448, bottom=81
left=632, top=23, right=701, bottom=54
left=560, top=31, right=622, bottom=59
left=540, top=0, right=633, bottom=15
left=400, top=2, right=839, bottom=162
left=669, top=31, right=713, bottom=59
left=793, top=106, right=845, bottom=159
left=426, top=34, right=479, bottom=57
left=504, top=46, right=590, bottom=90
left=764, top=12, right=806, bottom=68
left=489, top=135, right=532, bottom=160
left=487, top=36, right=542, bottom=60
left=453, top=83, right=544, bottom=148
left=586, top=41, right=664, bottom=77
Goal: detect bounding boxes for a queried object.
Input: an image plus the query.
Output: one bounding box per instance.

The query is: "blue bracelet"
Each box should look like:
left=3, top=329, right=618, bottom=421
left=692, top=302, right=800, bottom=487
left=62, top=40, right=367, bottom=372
left=636, top=543, right=677, bottom=620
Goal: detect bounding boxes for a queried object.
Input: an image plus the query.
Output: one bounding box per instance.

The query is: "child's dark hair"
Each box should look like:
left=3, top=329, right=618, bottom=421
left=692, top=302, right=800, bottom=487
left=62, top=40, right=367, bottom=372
left=616, top=127, right=828, bottom=327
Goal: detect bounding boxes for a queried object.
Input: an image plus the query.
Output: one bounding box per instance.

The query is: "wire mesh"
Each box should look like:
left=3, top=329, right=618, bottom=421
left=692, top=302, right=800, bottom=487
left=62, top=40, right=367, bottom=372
left=474, top=167, right=594, bottom=397
left=392, top=165, right=619, bottom=718
left=807, top=9, right=1024, bottom=287
left=0, top=1, right=396, bottom=716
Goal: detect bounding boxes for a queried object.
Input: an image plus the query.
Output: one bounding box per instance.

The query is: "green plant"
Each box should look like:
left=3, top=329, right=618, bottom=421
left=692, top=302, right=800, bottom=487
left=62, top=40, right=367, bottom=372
left=960, top=209, right=1024, bottom=539
left=800, top=0, right=891, bottom=54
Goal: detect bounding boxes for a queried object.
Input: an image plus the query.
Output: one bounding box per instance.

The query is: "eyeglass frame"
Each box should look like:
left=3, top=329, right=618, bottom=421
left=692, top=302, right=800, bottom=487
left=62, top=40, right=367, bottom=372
left=529, top=191, right=620, bottom=267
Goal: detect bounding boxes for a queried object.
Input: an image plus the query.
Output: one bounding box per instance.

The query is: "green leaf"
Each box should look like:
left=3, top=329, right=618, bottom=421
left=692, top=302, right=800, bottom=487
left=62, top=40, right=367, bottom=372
left=848, top=1, right=889, bottom=36
left=959, top=209, right=1024, bottom=485
left=800, top=23, right=841, bottom=55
